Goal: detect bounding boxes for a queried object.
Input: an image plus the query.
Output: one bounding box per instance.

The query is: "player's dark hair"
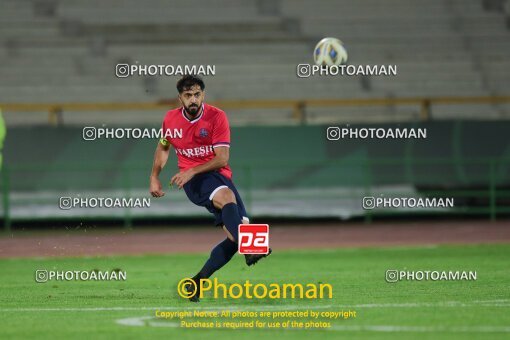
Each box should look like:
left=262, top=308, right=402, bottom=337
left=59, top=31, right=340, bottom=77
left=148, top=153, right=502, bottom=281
left=176, top=75, right=205, bottom=93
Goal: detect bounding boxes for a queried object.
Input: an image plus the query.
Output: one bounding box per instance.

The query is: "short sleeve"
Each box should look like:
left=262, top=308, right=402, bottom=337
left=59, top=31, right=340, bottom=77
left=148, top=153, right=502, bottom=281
left=212, top=110, right=230, bottom=148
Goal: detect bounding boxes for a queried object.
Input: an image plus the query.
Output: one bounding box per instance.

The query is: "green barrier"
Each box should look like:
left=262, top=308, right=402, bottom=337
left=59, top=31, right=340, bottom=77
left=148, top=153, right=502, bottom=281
left=2, top=121, right=510, bottom=229
left=1, top=158, right=509, bottom=230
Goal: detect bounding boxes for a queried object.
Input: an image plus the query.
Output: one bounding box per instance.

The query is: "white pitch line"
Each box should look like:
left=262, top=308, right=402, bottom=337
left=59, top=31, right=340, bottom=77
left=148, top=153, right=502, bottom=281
left=345, top=301, right=510, bottom=308
left=0, top=304, right=332, bottom=313
left=115, top=317, right=510, bottom=333
left=116, top=316, right=167, bottom=327
left=1, top=299, right=509, bottom=313
left=329, top=325, right=510, bottom=333
left=472, top=299, right=510, bottom=303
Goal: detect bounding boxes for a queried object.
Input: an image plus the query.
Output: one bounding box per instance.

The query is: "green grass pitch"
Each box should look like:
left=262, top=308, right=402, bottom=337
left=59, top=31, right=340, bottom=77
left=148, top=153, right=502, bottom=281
left=0, top=244, right=509, bottom=339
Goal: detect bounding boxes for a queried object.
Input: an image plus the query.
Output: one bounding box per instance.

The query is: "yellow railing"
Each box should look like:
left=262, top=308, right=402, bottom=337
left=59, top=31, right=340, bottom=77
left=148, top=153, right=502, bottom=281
left=1, top=95, right=510, bottom=124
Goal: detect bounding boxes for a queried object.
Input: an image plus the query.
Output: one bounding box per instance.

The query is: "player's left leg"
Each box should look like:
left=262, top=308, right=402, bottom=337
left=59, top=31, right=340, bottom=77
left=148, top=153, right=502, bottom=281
left=193, top=237, right=237, bottom=278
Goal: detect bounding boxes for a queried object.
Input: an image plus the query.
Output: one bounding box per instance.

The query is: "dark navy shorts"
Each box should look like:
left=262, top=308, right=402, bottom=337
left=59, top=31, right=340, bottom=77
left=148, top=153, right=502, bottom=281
left=183, top=171, right=249, bottom=226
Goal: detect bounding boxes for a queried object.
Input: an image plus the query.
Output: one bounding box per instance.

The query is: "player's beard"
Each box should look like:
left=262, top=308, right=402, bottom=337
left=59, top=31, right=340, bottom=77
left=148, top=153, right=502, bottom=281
left=184, top=103, right=201, bottom=116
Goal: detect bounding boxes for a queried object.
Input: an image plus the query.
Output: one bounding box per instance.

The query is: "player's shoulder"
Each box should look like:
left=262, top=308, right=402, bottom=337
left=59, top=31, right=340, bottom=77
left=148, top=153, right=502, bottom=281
left=165, top=107, right=182, bottom=117
left=204, top=103, right=228, bottom=120
left=163, top=107, right=182, bottom=122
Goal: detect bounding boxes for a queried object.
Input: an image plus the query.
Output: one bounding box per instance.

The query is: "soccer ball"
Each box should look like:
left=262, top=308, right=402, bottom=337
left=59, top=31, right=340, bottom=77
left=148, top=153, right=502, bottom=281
left=313, top=37, right=348, bottom=66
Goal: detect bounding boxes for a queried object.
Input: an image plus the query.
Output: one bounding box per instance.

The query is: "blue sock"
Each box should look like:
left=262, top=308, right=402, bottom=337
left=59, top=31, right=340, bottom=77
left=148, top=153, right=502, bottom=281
left=195, top=238, right=238, bottom=279
left=221, top=202, right=241, bottom=242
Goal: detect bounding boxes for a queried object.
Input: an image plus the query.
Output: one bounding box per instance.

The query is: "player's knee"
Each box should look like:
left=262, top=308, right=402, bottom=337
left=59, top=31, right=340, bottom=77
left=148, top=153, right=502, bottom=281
left=213, top=188, right=236, bottom=209
left=216, top=188, right=236, bottom=204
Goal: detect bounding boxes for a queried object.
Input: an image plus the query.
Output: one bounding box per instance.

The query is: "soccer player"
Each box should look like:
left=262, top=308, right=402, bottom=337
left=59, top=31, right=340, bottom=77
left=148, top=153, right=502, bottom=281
left=149, top=75, right=271, bottom=302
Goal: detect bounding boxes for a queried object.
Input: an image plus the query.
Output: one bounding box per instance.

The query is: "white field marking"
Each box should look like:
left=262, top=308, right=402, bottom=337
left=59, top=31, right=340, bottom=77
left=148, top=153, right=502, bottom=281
left=346, top=301, right=510, bottom=308
left=474, top=299, right=510, bottom=302
left=116, top=316, right=174, bottom=327
left=329, top=325, right=510, bottom=333
left=0, top=304, right=332, bottom=313
left=2, top=299, right=510, bottom=313
left=115, top=317, right=510, bottom=333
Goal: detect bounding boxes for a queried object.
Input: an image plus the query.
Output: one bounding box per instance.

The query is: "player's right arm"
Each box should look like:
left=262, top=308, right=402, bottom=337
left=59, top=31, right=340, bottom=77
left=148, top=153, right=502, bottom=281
left=149, top=139, right=171, bottom=197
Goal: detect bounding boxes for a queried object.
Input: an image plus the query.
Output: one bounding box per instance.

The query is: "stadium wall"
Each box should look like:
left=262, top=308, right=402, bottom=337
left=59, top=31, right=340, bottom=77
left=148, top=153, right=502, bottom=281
left=2, top=120, right=509, bottom=226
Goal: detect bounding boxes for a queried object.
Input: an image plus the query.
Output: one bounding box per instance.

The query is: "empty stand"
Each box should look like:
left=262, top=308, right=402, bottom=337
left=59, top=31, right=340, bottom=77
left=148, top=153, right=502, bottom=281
left=1, top=0, right=509, bottom=125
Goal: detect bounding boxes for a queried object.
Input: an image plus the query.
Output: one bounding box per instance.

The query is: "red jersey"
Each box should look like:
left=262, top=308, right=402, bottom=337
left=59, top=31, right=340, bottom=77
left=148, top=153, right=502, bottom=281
left=161, top=103, right=233, bottom=179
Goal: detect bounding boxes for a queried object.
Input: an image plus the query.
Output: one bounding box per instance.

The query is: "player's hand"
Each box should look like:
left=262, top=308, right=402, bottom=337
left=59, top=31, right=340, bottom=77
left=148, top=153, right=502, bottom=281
left=150, top=176, right=165, bottom=197
left=170, top=169, right=196, bottom=189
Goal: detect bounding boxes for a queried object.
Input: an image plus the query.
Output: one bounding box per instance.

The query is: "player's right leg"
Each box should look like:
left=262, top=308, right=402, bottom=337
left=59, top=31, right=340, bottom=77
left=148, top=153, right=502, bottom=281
left=212, top=187, right=242, bottom=242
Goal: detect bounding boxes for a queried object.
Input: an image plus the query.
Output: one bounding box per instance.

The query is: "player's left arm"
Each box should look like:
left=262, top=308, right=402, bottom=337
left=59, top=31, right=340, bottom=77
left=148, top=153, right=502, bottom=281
left=170, top=146, right=229, bottom=189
